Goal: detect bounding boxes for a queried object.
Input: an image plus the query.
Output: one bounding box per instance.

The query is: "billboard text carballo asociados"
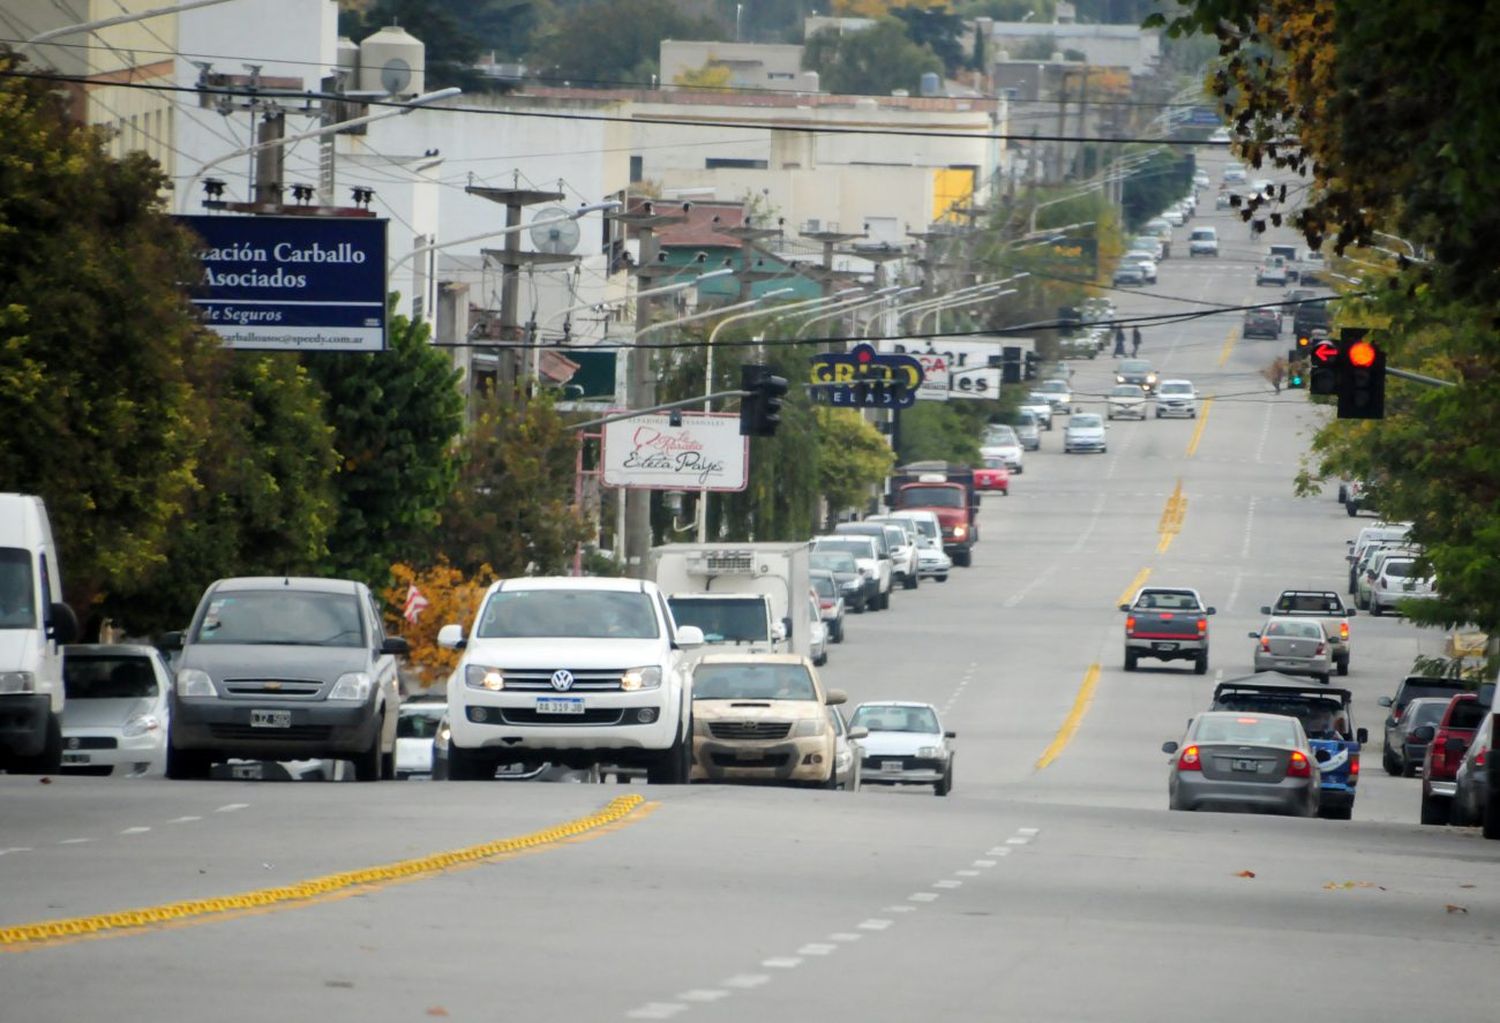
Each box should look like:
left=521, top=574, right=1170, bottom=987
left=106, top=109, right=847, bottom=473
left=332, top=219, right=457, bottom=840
left=178, top=214, right=387, bottom=352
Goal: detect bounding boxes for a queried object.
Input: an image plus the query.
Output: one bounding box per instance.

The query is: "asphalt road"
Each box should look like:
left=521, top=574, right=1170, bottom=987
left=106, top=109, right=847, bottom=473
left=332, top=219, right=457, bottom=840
left=4, top=155, right=1495, bottom=1021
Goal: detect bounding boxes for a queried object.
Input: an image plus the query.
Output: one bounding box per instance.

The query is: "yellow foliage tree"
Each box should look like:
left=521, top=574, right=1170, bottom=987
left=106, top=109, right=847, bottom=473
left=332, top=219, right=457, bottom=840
left=674, top=61, right=733, bottom=89
left=384, top=560, right=494, bottom=690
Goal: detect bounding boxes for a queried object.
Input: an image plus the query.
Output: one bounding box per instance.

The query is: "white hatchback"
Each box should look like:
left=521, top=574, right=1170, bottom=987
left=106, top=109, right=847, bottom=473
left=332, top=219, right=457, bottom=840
left=1188, top=226, right=1219, bottom=257
left=1155, top=380, right=1199, bottom=419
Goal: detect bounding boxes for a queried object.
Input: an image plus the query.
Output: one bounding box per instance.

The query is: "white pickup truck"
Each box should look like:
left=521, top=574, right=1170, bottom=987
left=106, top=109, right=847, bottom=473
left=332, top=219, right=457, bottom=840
left=438, top=577, right=704, bottom=783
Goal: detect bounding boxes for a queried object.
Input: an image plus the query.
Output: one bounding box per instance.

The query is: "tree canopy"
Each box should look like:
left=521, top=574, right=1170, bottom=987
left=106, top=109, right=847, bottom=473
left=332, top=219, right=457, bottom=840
left=803, top=18, right=945, bottom=96
left=529, top=0, right=728, bottom=86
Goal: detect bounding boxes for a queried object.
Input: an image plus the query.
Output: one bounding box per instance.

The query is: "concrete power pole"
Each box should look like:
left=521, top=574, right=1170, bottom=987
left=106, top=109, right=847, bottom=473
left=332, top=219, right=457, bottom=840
left=252, top=111, right=285, bottom=205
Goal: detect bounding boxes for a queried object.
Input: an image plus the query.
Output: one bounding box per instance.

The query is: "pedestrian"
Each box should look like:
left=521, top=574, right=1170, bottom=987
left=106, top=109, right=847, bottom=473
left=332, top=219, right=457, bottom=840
left=1113, top=326, right=1126, bottom=356
left=1131, top=327, right=1142, bottom=356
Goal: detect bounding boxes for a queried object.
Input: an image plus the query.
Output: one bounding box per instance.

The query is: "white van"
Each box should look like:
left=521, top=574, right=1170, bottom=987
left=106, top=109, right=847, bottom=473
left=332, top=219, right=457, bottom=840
left=0, top=494, right=78, bottom=772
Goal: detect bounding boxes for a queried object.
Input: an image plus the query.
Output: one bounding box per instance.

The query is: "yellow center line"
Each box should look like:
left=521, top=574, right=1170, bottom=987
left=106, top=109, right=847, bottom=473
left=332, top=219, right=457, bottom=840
left=1116, top=566, right=1152, bottom=608
left=0, top=795, right=650, bottom=951
left=1035, top=663, right=1101, bottom=770
left=1156, top=479, right=1187, bottom=554
left=1217, top=326, right=1240, bottom=367
left=1184, top=397, right=1214, bottom=458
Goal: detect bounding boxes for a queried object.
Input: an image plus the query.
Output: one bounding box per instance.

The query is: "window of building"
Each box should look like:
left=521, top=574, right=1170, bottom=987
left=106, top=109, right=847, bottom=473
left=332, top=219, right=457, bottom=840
left=705, top=158, right=769, bottom=170
left=629, top=155, right=643, bottom=182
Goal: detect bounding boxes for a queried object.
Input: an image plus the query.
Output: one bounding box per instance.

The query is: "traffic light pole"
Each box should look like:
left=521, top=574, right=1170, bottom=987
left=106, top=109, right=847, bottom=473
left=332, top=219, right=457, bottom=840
left=570, top=390, right=752, bottom=433
left=1386, top=368, right=1456, bottom=389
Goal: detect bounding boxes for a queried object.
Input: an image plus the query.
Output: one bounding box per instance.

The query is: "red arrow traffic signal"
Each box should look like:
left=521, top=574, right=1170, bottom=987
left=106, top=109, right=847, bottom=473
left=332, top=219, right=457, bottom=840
left=1311, top=339, right=1339, bottom=365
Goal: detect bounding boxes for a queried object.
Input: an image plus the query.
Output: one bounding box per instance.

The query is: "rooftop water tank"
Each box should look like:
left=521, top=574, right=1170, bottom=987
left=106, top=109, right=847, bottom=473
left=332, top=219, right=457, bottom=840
left=336, top=35, right=360, bottom=81
left=359, top=23, right=424, bottom=97
left=919, top=71, right=941, bottom=97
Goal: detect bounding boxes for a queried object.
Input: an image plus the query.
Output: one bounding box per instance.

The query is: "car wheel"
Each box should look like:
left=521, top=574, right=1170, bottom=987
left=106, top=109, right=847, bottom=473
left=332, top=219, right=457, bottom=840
left=1382, top=749, right=1401, bottom=776
left=832, top=621, right=844, bottom=644
left=903, top=573, right=918, bottom=591
left=936, top=574, right=948, bottom=583
left=1124, top=650, right=1138, bottom=672
left=165, top=743, right=212, bottom=781
left=1420, top=793, right=1451, bottom=826
left=934, top=765, right=952, bottom=797
left=446, top=740, right=493, bottom=781
left=879, top=590, right=891, bottom=610
left=1402, top=758, right=1418, bottom=779
left=1316, top=673, right=1330, bottom=685
left=1346, top=502, right=1358, bottom=517
left=1336, top=656, right=1349, bottom=676
left=1484, top=789, right=1500, bottom=839
left=823, top=763, right=839, bottom=790
left=1193, top=653, right=1208, bottom=675
left=8, top=713, right=63, bottom=774
left=647, top=725, right=691, bottom=785
left=352, top=726, right=383, bottom=781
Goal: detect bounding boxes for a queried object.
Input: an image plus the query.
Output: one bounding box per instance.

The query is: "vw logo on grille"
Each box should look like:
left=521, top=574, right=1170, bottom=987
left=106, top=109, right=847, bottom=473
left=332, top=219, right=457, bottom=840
left=550, top=669, right=575, bottom=692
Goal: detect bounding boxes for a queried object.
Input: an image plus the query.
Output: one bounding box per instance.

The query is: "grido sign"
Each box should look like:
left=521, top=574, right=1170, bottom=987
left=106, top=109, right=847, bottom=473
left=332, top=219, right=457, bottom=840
left=602, top=412, right=749, bottom=492
left=178, top=214, right=387, bottom=352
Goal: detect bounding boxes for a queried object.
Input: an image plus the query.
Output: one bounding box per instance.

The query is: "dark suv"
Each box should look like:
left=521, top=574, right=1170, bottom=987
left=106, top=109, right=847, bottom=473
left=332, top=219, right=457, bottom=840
left=1377, top=676, right=1467, bottom=776
left=1290, top=291, right=1331, bottom=338
left=162, top=576, right=408, bottom=780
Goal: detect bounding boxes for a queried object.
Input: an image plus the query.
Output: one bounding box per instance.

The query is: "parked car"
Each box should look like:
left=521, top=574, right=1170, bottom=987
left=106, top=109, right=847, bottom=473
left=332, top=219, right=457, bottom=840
left=1154, top=380, right=1199, bottom=419
left=689, top=654, right=844, bottom=787
left=849, top=701, right=955, bottom=796
left=1164, top=711, right=1320, bottom=817
left=880, top=510, right=951, bottom=583
left=1063, top=413, right=1108, bottom=454
left=1021, top=393, right=1054, bottom=430
left=1377, top=676, right=1469, bottom=775
left=810, top=570, right=846, bottom=644
left=162, top=576, right=408, bottom=781
left=829, top=704, right=865, bottom=791
left=833, top=523, right=903, bottom=597
left=806, top=590, right=829, bottom=667
left=1419, top=693, right=1485, bottom=824
left=1242, top=307, right=1282, bottom=339
left=1452, top=711, right=1496, bottom=834
left=1130, top=234, right=1166, bottom=262
left=1368, top=556, right=1436, bottom=616
left=1121, top=252, right=1159, bottom=283
left=394, top=698, right=447, bottom=778
left=1346, top=522, right=1413, bottom=594
left=877, top=523, right=920, bottom=592
left=982, top=424, right=1025, bottom=472
left=1249, top=617, right=1333, bottom=684
left=1188, top=226, right=1219, bottom=256
left=1354, top=545, right=1413, bottom=609
left=975, top=458, right=1011, bottom=494
left=60, top=644, right=172, bottom=778
left=1035, top=379, right=1072, bottom=415
left=1107, top=383, right=1148, bottom=420
left=1387, top=696, right=1450, bottom=777
left=1113, top=261, right=1148, bottom=287
left=809, top=549, right=868, bottom=613
left=813, top=535, right=890, bottom=611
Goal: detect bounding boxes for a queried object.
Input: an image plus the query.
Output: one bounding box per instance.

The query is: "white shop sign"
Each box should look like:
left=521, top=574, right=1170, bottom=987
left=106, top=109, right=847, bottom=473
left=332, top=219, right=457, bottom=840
left=602, top=412, right=749, bottom=491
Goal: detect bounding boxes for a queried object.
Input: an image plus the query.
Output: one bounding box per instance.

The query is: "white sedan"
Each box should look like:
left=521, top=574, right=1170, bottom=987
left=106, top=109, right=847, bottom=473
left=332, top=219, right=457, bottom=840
left=849, top=701, right=954, bottom=796
left=1155, top=379, right=1199, bottom=419
left=1106, top=383, right=1148, bottom=420
left=1063, top=413, right=1108, bottom=454
left=395, top=698, right=447, bottom=778
left=60, top=645, right=172, bottom=778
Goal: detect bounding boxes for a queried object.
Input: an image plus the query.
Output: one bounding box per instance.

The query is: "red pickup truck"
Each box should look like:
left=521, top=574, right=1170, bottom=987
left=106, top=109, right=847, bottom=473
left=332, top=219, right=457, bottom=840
left=887, top=463, right=980, bottom=568
left=1419, top=692, right=1485, bottom=825
left=1120, top=586, right=1217, bottom=674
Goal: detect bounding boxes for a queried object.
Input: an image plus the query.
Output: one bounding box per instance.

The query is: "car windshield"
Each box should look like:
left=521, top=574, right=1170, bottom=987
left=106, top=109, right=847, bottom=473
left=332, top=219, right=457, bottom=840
left=1278, top=593, right=1344, bottom=614
left=811, top=575, right=836, bottom=599
left=1194, top=715, right=1298, bottom=746
left=1451, top=700, right=1487, bottom=729
left=1264, top=620, right=1323, bottom=638
left=693, top=663, right=817, bottom=701
left=667, top=598, right=767, bottom=643
left=63, top=655, right=158, bottom=699
left=194, top=590, right=365, bottom=647
left=810, top=552, right=858, bottom=574
left=898, top=486, right=962, bottom=509
left=1071, top=414, right=1103, bottom=428
left=1136, top=590, right=1202, bottom=610
left=1191, top=230, right=1215, bottom=240
left=476, top=590, right=659, bottom=640
left=986, top=426, right=1018, bottom=443
left=1119, top=360, right=1150, bottom=373
left=1397, top=681, right=1465, bottom=710
left=1160, top=383, right=1193, bottom=395
left=1383, top=559, right=1415, bottom=578
left=815, top=538, right=876, bottom=559
left=0, top=548, right=36, bottom=629
left=882, top=526, right=905, bottom=548
left=851, top=705, right=939, bottom=733
left=1215, top=696, right=1347, bottom=737
left=837, top=526, right=889, bottom=554
left=1017, top=412, right=1037, bottom=426
left=905, top=519, right=938, bottom=540
left=1039, top=381, right=1067, bottom=394
left=397, top=708, right=446, bottom=738
left=983, top=458, right=1006, bottom=469
left=1111, top=385, right=1142, bottom=397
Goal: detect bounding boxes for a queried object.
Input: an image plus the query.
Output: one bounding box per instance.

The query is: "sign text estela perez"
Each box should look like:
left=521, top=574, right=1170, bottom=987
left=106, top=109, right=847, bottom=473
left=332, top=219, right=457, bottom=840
left=177, top=214, right=388, bottom=353
left=601, top=413, right=749, bottom=492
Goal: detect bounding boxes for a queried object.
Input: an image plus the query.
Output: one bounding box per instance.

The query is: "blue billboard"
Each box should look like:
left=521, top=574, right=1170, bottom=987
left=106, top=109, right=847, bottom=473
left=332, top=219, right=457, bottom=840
left=177, top=214, right=387, bottom=352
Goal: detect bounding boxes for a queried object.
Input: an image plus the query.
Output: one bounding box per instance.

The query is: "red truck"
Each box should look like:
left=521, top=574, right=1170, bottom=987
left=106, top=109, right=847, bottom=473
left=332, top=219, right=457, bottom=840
left=887, top=462, right=980, bottom=568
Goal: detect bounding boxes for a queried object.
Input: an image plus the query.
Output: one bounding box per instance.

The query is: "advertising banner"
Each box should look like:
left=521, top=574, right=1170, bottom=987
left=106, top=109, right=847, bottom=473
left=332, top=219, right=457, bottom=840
left=879, top=337, right=1032, bottom=400
left=602, top=412, right=749, bottom=492
left=177, top=214, right=387, bottom=352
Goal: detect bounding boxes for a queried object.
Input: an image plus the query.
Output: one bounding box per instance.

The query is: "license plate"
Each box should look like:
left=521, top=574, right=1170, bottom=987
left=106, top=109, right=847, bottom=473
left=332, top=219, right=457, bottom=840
left=1233, top=759, right=1258, bottom=772
left=250, top=709, right=291, bottom=728
left=231, top=763, right=264, bottom=780
left=881, top=760, right=903, bottom=772
left=1153, top=642, right=1178, bottom=652
left=535, top=697, right=584, bottom=715
left=62, top=752, right=90, bottom=765
left=735, top=748, right=765, bottom=761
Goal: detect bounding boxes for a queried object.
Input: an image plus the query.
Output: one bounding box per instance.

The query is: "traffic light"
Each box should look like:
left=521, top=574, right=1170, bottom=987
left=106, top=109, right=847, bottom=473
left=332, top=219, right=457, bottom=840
left=1057, top=306, right=1081, bottom=337
left=1023, top=351, right=1038, bottom=380
left=1000, top=346, right=1021, bottom=385
left=1336, top=329, right=1385, bottom=419
left=739, top=364, right=789, bottom=436
left=1286, top=348, right=1305, bottom=388
left=1308, top=333, right=1339, bottom=396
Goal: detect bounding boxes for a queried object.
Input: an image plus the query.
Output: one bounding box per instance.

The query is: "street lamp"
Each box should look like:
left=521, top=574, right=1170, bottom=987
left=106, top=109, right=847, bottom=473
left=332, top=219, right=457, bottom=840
left=388, top=200, right=621, bottom=276
left=795, top=286, right=905, bottom=339
left=536, top=266, right=735, bottom=341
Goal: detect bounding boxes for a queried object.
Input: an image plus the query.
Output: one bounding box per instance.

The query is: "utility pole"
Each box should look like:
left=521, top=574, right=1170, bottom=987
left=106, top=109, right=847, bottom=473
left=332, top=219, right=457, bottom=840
left=1054, top=69, right=1069, bottom=184
left=251, top=110, right=284, bottom=205
left=1076, top=66, right=1091, bottom=179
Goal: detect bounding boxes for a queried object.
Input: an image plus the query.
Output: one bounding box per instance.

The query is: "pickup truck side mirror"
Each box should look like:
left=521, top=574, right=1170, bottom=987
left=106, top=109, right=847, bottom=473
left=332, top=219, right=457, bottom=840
left=1247, top=631, right=1261, bottom=639
left=1118, top=603, right=1131, bottom=612
left=1259, top=605, right=1271, bottom=615
left=1162, top=740, right=1179, bottom=755
left=1376, top=696, right=1393, bottom=708
left=1356, top=728, right=1369, bottom=744
left=1345, top=608, right=1357, bottom=617
left=436, top=623, right=466, bottom=650
left=675, top=625, right=705, bottom=649
left=848, top=726, right=869, bottom=741
left=380, top=636, right=410, bottom=656
left=1205, top=607, right=1217, bottom=615
left=158, top=629, right=185, bottom=652
left=1410, top=725, right=1437, bottom=744
left=771, top=620, right=789, bottom=643
left=824, top=688, right=847, bottom=706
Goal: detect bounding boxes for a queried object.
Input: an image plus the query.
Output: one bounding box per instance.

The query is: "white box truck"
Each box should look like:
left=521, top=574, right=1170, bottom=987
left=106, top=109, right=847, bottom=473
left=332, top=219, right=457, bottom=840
left=0, top=494, right=78, bottom=773
left=650, top=543, right=816, bottom=660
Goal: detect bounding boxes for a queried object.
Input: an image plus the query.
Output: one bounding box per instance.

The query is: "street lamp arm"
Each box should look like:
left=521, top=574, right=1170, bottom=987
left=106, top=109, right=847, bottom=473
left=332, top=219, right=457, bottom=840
left=794, top=286, right=903, bottom=338
left=916, top=288, right=1016, bottom=334
left=635, top=288, right=792, bottom=342
left=387, top=199, right=621, bottom=275
left=538, top=267, right=735, bottom=333
left=27, top=0, right=234, bottom=45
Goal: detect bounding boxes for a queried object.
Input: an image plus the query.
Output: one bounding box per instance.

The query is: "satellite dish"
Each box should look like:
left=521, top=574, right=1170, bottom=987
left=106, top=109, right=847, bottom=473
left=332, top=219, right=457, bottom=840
left=380, top=57, right=412, bottom=95
left=530, top=207, right=581, bottom=255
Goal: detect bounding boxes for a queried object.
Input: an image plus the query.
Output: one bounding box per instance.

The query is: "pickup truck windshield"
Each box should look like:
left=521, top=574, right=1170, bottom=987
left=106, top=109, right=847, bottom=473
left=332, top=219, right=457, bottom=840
left=1276, top=593, right=1344, bottom=613
left=693, top=663, right=816, bottom=700
left=900, top=486, right=963, bottom=508
left=477, top=590, right=659, bottom=640
left=852, top=705, right=939, bottom=733
left=811, top=552, right=858, bottom=574
left=0, top=548, right=36, bottom=629
left=1135, top=590, right=1202, bottom=610
left=667, top=598, right=768, bottom=644
left=195, top=591, right=365, bottom=647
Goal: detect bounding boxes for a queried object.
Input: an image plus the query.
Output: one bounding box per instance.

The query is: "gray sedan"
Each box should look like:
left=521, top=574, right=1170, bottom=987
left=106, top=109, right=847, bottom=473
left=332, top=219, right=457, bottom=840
left=1250, top=617, right=1333, bottom=684
left=1164, top=711, right=1320, bottom=816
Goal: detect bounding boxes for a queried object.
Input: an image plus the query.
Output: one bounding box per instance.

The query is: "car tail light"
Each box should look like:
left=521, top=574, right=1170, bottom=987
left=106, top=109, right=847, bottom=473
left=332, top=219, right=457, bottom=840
left=819, top=599, right=834, bottom=610
left=1197, top=618, right=1207, bottom=634
left=1177, top=745, right=1201, bottom=771
left=1477, top=747, right=1488, bottom=768
left=1339, top=621, right=1350, bottom=641
left=1348, top=753, right=1360, bottom=777
left=1125, top=616, right=1136, bottom=633
left=1315, top=643, right=1326, bottom=656
left=1160, top=612, right=1174, bottom=621
left=1259, top=636, right=1270, bottom=652
left=1287, top=750, right=1313, bottom=778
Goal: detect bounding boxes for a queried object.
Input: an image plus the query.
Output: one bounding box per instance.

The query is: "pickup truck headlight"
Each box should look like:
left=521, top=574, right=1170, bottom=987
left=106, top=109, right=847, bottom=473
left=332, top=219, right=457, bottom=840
left=791, top=717, right=826, bottom=738
left=329, top=672, right=372, bottom=701
left=122, top=714, right=161, bottom=737
left=465, top=665, right=505, bottom=691
left=918, top=745, right=944, bottom=758
left=0, top=671, right=36, bottom=694
left=621, top=666, right=662, bottom=691
left=175, top=669, right=215, bottom=697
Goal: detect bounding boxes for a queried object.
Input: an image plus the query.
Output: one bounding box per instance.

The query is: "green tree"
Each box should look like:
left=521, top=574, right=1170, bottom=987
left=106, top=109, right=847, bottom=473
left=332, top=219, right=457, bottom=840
left=804, top=18, right=944, bottom=96
left=342, top=0, right=552, bottom=88
left=890, top=5, right=966, bottom=74
left=303, top=300, right=464, bottom=588
left=530, top=0, right=727, bottom=85
left=0, top=54, right=223, bottom=620
left=896, top=403, right=982, bottom=464
left=100, top=356, right=340, bottom=635
left=817, top=409, right=895, bottom=520
left=439, top=393, right=589, bottom=577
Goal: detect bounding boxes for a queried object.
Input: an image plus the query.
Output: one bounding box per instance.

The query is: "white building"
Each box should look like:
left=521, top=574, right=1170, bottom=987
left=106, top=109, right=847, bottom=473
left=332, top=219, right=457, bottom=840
left=980, top=17, right=1161, bottom=76
left=660, top=40, right=813, bottom=92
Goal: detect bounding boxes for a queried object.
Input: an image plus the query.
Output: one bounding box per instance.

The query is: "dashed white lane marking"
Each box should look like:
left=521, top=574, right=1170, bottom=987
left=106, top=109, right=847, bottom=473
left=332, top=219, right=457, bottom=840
left=677, top=991, right=729, bottom=1004
left=858, top=919, right=894, bottom=931
left=956, top=869, right=980, bottom=877
left=167, top=815, right=201, bottom=823
left=120, top=826, right=151, bottom=835
left=973, top=859, right=997, bottom=868
left=829, top=933, right=862, bottom=943
left=58, top=838, right=92, bottom=845
left=1017, top=827, right=1040, bottom=836
left=1225, top=568, right=1244, bottom=613
left=986, top=847, right=1013, bottom=857
left=885, top=904, right=918, bottom=913
left=722, top=975, right=770, bottom=990
left=1239, top=497, right=1258, bottom=560
left=626, top=1003, right=687, bottom=1019
left=1006, top=837, right=1031, bottom=845
left=933, top=880, right=962, bottom=889
left=798, top=943, right=837, bottom=956
left=763, top=957, right=803, bottom=969
left=908, top=892, right=940, bottom=903
left=0, top=847, right=34, bottom=856
left=214, top=803, right=249, bottom=813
